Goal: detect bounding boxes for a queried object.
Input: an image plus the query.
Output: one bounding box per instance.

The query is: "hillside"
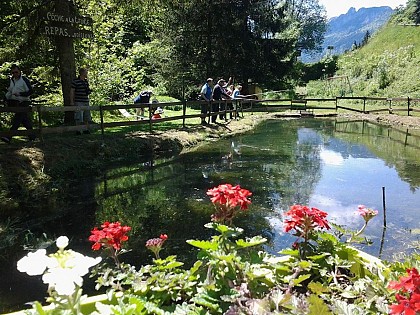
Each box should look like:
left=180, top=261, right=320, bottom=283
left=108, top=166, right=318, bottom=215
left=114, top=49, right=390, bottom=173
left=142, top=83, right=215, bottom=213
left=303, top=6, right=394, bottom=63
left=306, top=21, right=420, bottom=98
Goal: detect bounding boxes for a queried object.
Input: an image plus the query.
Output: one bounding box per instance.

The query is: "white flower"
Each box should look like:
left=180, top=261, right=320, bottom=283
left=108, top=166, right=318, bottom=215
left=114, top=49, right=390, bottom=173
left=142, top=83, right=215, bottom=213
left=56, top=236, right=69, bottom=250
left=42, top=250, right=102, bottom=296
left=17, top=237, right=102, bottom=297
left=17, top=249, right=50, bottom=276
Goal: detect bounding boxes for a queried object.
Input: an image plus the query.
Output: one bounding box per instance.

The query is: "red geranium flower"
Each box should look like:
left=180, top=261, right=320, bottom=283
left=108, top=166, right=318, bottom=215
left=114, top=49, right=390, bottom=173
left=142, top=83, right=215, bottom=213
left=389, top=268, right=420, bottom=315
left=207, top=184, right=252, bottom=210
left=89, top=221, right=131, bottom=251
left=389, top=293, right=420, bottom=315
left=389, top=268, right=420, bottom=293
left=206, top=184, right=252, bottom=225
left=283, top=205, right=330, bottom=240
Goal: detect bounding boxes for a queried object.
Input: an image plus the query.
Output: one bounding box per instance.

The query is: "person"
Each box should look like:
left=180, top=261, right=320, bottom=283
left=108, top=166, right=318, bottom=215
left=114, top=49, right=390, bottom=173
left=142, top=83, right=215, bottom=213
left=70, top=68, right=92, bottom=134
left=199, top=78, right=213, bottom=124
left=212, top=79, right=231, bottom=122
left=1, top=64, right=35, bottom=143
left=232, top=85, right=243, bottom=120
left=134, top=90, right=152, bottom=120
left=152, top=107, right=164, bottom=120
left=226, top=84, right=235, bottom=119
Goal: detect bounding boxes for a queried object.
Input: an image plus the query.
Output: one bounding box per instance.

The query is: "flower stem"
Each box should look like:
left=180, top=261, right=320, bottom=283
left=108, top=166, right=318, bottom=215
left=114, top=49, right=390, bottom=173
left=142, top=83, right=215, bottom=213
left=348, top=222, right=368, bottom=243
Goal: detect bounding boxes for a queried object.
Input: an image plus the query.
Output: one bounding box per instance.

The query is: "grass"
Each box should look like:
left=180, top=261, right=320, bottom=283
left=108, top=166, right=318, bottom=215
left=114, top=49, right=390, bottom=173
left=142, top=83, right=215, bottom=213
left=306, top=21, right=420, bottom=99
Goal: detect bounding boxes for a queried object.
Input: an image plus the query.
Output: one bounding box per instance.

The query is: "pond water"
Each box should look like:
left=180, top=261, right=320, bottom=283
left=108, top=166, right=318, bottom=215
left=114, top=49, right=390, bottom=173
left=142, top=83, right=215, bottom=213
left=1, top=118, right=420, bottom=312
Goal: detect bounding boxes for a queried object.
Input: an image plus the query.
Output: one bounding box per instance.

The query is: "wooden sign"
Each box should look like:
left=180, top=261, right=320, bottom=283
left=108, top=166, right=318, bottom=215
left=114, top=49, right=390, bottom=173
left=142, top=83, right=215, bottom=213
left=40, top=11, right=94, bottom=38
left=42, top=25, right=94, bottom=38
left=42, top=11, right=93, bottom=26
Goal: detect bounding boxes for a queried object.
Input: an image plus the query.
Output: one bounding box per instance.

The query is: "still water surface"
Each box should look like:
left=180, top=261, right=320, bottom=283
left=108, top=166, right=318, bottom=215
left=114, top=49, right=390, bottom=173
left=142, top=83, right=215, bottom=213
left=2, top=118, right=420, bottom=312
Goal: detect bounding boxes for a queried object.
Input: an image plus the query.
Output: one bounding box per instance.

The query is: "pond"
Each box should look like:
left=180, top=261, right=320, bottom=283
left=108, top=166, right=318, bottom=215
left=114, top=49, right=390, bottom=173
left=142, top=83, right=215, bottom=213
left=1, top=118, right=420, bottom=313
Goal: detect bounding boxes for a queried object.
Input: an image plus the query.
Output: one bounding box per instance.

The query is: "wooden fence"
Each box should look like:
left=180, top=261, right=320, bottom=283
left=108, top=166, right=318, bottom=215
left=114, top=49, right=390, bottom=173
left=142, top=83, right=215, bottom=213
left=0, top=96, right=419, bottom=141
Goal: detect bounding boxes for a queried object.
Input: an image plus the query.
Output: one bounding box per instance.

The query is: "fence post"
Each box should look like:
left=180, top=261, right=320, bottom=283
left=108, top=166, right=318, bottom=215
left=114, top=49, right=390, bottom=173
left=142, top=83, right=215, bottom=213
left=363, top=97, right=366, bottom=113
left=182, top=99, right=186, bottom=128
left=224, top=100, right=228, bottom=122
left=149, top=103, right=152, bottom=133
left=207, top=101, right=211, bottom=124
left=99, top=105, right=105, bottom=136
left=335, top=97, right=338, bottom=111
left=408, top=97, right=410, bottom=116
left=36, top=105, right=43, bottom=143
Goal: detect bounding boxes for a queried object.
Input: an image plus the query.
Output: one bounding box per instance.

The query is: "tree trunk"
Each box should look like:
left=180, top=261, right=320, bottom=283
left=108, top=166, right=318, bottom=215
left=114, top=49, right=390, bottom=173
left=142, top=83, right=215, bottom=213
left=54, top=0, right=76, bottom=125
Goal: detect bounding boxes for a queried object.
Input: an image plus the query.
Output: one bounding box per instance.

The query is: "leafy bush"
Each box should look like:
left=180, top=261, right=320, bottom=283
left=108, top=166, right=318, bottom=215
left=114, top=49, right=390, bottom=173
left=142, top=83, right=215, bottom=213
left=16, top=184, right=420, bottom=314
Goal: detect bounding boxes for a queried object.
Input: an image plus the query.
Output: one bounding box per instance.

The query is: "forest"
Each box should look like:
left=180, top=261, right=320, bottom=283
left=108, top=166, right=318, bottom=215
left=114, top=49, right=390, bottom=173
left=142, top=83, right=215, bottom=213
left=0, top=0, right=327, bottom=105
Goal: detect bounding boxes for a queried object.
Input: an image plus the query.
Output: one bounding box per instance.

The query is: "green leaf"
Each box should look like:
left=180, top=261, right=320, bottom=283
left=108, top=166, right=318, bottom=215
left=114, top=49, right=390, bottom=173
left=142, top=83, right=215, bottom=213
left=236, top=236, right=267, bottom=248
left=279, top=248, right=299, bottom=256
left=192, top=293, right=221, bottom=312
left=307, top=295, right=332, bottom=315
left=187, top=239, right=218, bottom=250
left=293, top=274, right=311, bottom=285
left=34, top=301, right=47, bottom=315
left=298, top=260, right=313, bottom=269
left=308, top=282, right=330, bottom=295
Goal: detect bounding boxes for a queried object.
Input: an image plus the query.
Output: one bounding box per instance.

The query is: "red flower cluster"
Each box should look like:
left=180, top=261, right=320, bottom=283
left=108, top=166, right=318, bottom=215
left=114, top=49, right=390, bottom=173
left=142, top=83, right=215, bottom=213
left=206, top=184, right=252, bottom=224
left=389, top=268, right=420, bottom=315
left=89, top=221, right=131, bottom=251
left=283, top=205, right=330, bottom=238
left=207, top=184, right=252, bottom=210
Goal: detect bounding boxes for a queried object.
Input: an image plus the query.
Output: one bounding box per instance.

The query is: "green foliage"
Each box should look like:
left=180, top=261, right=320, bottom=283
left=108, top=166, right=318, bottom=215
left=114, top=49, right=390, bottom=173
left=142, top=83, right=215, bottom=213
left=15, top=216, right=420, bottom=315
left=306, top=7, right=420, bottom=98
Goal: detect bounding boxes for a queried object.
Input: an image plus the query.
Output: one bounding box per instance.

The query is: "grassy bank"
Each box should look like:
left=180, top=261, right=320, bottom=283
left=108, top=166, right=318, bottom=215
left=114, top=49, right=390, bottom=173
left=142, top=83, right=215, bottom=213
left=307, top=22, right=420, bottom=98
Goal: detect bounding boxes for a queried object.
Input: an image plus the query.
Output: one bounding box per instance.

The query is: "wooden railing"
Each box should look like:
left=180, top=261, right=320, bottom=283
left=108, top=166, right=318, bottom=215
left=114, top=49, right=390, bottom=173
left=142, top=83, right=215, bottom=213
left=0, top=96, right=418, bottom=141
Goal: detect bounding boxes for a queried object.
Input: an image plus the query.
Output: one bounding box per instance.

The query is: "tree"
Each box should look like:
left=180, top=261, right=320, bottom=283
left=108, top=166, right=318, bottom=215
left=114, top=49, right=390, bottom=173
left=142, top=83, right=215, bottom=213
left=154, top=0, right=299, bottom=99
left=284, top=0, right=327, bottom=53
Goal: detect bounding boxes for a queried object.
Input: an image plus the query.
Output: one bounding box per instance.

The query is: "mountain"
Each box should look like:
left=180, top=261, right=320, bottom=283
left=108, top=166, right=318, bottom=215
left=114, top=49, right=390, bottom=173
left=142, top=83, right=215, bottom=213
left=302, top=6, right=394, bottom=63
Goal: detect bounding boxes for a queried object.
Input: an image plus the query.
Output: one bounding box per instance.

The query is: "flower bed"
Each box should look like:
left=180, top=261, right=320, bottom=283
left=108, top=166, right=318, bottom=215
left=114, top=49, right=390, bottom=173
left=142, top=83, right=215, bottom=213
left=7, top=184, right=420, bottom=315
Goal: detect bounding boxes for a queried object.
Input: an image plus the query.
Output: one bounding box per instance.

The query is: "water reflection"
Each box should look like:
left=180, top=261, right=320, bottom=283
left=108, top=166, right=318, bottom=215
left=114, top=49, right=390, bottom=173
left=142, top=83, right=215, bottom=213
left=94, top=118, right=419, bottom=262
left=1, top=118, right=420, bottom=312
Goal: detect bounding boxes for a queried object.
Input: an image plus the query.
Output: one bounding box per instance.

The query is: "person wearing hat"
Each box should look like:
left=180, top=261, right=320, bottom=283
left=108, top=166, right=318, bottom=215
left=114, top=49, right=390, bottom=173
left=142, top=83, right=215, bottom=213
left=152, top=107, right=164, bottom=120
left=211, top=78, right=232, bottom=123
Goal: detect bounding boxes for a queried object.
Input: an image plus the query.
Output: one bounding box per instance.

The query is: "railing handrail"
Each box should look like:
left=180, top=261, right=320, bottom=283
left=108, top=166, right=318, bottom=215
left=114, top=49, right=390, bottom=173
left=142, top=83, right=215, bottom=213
left=1, top=95, right=418, bottom=141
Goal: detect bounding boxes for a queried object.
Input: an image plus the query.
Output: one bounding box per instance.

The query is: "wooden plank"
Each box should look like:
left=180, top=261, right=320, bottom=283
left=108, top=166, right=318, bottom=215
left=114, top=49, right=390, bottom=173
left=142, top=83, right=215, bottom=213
left=305, top=98, right=336, bottom=102
left=40, top=124, right=101, bottom=134
left=336, top=105, right=364, bottom=113
left=365, top=97, right=388, bottom=101
left=0, top=129, right=38, bottom=137
left=0, top=106, right=33, bottom=113
left=366, top=108, right=391, bottom=113
left=337, top=96, right=365, bottom=100
left=306, top=106, right=335, bottom=110
left=40, top=105, right=100, bottom=112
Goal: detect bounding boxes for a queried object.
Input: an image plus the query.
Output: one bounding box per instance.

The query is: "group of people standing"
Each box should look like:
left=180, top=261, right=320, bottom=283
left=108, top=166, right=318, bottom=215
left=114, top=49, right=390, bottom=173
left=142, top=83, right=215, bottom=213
left=1, top=65, right=245, bottom=144
left=200, top=77, right=243, bottom=124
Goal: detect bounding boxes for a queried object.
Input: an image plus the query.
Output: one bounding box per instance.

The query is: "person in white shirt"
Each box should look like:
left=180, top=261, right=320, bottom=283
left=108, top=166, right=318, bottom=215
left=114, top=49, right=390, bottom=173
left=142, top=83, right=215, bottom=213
left=1, top=64, right=35, bottom=143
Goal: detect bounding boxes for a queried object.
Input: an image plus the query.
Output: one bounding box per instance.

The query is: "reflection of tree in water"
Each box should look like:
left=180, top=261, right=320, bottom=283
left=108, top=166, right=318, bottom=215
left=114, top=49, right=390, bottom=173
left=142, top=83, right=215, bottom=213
left=333, top=119, right=420, bottom=190
left=94, top=120, right=327, bottom=263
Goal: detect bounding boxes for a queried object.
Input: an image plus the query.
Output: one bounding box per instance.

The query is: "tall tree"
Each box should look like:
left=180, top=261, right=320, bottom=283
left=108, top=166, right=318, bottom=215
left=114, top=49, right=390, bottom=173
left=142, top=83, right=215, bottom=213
left=155, top=0, right=299, bottom=99
left=284, top=0, right=327, bottom=52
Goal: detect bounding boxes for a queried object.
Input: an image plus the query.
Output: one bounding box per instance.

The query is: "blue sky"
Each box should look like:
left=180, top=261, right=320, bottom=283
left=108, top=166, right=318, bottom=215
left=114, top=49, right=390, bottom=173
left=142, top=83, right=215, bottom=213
left=318, top=0, right=407, bottom=18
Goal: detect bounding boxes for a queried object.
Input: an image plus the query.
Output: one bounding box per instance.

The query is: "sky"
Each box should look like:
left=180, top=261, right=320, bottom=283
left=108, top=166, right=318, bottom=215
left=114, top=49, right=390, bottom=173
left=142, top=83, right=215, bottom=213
left=318, top=0, right=408, bottom=18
